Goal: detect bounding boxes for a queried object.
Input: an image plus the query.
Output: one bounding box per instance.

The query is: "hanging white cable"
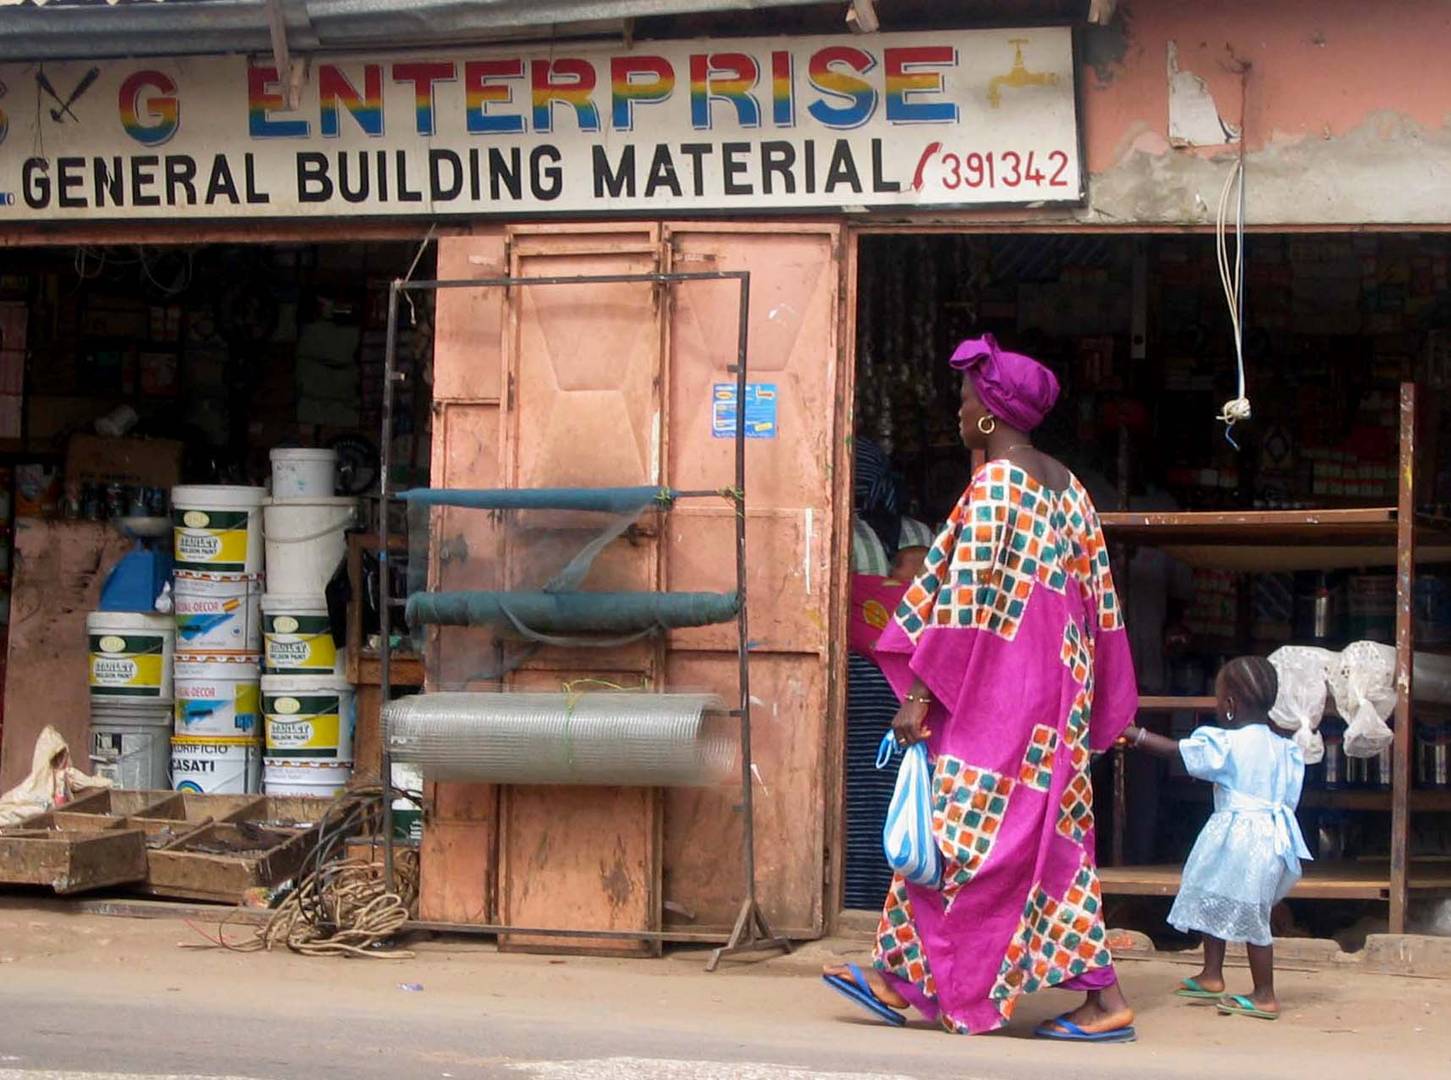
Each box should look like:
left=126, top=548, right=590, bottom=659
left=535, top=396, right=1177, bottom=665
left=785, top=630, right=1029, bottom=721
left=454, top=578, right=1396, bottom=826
left=1215, top=59, right=1253, bottom=449
left=1215, top=155, right=1251, bottom=447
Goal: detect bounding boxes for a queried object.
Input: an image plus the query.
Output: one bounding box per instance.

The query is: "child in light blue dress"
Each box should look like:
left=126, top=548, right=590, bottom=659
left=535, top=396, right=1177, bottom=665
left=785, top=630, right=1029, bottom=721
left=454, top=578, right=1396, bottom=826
left=1122, top=656, right=1311, bottom=1020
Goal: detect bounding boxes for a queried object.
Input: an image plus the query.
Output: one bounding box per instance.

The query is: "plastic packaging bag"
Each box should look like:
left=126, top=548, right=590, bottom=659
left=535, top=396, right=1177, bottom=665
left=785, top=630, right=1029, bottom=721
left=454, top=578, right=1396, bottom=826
left=877, top=733, right=941, bottom=888
left=1267, top=646, right=1332, bottom=765
left=0, top=725, right=112, bottom=828
left=1327, top=641, right=1397, bottom=758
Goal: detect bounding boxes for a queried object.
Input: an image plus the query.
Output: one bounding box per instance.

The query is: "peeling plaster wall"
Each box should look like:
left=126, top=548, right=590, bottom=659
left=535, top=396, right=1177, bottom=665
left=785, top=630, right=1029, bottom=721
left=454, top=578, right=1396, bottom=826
left=1077, top=0, right=1451, bottom=225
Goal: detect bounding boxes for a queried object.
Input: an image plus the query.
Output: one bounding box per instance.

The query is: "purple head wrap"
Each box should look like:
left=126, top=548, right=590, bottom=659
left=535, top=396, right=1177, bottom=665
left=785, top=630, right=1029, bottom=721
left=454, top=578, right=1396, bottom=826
left=949, top=334, right=1060, bottom=433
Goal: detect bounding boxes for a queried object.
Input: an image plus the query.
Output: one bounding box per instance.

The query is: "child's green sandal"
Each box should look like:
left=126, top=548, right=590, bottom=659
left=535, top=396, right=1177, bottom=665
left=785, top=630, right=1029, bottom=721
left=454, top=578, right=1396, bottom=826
left=1217, top=994, right=1280, bottom=1020
left=1174, top=977, right=1223, bottom=1000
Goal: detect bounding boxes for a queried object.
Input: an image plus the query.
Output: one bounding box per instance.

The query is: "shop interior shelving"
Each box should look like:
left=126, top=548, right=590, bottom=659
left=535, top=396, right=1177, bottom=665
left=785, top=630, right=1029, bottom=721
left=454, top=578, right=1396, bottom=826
left=1098, top=382, right=1451, bottom=931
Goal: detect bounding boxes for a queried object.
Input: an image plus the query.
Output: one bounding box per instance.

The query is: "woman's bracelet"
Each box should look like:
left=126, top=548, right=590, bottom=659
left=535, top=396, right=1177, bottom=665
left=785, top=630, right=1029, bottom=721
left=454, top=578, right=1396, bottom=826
left=1132, top=727, right=1146, bottom=747
left=904, top=692, right=933, bottom=706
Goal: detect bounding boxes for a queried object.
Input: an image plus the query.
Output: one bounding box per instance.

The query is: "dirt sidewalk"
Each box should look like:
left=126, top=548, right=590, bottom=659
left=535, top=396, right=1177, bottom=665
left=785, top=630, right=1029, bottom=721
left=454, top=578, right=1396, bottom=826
left=2, top=898, right=1449, bottom=1079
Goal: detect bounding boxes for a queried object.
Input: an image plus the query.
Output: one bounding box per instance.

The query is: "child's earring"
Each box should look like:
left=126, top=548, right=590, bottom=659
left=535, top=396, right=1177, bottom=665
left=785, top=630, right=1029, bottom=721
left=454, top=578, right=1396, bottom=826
left=1225, top=699, right=1236, bottom=723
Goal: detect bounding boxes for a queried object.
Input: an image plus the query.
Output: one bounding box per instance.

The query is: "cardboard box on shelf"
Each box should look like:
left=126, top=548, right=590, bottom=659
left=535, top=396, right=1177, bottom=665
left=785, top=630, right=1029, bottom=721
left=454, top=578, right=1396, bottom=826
left=65, top=434, right=183, bottom=491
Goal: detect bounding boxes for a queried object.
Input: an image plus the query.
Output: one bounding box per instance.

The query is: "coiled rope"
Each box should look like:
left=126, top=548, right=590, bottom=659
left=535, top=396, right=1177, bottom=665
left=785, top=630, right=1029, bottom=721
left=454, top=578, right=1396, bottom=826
left=227, top=856, right=418, bottom=959
left=186, top=788, right=420, bottom=960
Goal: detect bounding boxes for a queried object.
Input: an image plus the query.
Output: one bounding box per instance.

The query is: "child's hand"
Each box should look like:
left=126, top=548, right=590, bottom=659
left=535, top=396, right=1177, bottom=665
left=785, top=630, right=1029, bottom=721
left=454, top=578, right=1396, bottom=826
left=1117, top=725, right=1143, bottom=750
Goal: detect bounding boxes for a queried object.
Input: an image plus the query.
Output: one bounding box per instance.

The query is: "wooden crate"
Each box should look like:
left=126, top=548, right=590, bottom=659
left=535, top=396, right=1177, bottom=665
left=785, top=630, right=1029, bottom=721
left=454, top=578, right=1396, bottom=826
left=143, top=820, right=316, bottom=903
left=3, top=791, right=348, bottom=903
left=0, top=817, right=148, bottom=894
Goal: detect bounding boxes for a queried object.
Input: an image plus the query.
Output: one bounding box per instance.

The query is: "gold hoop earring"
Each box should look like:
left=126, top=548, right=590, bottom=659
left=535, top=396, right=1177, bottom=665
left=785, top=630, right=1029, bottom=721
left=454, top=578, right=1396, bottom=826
left=977, top=415, right=997, bottom=436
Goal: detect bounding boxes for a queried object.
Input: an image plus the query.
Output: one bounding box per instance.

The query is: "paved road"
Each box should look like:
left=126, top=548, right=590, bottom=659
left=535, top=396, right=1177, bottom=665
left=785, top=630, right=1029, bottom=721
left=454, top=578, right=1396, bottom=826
left=1, top=904, right=1448, bottom=1080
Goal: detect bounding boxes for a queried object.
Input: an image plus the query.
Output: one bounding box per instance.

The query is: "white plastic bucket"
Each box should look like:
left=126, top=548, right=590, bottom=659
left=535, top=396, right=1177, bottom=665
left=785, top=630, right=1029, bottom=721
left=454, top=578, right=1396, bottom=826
left=90, top=700, right=172, bottom=789
left=174, top=571, right=263, bottom=654
left=271, top=447, right=338, bottom=499
left=261, top=593, right=342, bottom=676
left=87, top=611, right=174, bottom=701
left=173, top=486, right=267, bottom=574
left=174, top=652, right=261, bottom=737
left=261, top=674, right=355, bottom=760
left=263, top=758, right=352, bottom=797
left=171, top=735, right=261, bottom=794
left=262, top=496, right=357, bottom=595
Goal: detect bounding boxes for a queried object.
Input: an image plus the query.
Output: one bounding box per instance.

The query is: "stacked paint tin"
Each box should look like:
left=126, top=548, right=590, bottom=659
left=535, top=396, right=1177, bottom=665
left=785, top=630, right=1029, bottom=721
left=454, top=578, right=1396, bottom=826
left=261, top=449, right=358, bottom=797
left=170, top=485, right=267, bottom=794
left=87, top=610, right=175, bottom=789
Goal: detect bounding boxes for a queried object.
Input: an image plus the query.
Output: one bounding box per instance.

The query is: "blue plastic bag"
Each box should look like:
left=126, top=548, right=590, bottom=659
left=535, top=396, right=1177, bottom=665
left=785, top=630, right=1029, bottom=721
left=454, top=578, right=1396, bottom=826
left=877, top=732, right=941, bottom=888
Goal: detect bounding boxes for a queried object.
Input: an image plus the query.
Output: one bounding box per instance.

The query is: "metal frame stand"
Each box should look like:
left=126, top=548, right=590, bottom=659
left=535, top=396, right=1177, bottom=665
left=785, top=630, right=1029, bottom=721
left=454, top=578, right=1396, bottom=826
left=378, top=269, right=789, bottom=967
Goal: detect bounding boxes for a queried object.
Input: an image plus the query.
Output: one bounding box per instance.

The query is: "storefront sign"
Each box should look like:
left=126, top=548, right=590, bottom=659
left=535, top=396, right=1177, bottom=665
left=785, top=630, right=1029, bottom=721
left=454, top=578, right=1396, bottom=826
left=0, top=28, right=1079, bottom=221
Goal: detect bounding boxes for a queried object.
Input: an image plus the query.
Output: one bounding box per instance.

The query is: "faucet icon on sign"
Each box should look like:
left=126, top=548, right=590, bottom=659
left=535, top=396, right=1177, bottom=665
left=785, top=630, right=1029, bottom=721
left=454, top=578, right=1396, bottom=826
left=988, top=39, right=1060, bottom=108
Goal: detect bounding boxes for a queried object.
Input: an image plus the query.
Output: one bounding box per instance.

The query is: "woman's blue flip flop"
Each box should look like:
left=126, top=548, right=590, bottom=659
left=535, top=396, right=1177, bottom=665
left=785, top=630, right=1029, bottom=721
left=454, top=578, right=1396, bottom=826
left=821, top=963, right=907, bottom=1027
left=1033, top=1015, right=1137, bottom=1042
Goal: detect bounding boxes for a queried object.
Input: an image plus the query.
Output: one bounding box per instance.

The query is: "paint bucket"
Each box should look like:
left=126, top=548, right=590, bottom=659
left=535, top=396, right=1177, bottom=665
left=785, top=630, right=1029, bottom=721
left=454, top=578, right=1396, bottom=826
left=170, top=735, right=262, bottom=794
left=270, top=447, right=338, bottom=499
left=261, top=674, right=355, bottom=760
left=261, top=593, right=343, bottom=676
left=87, top=611, right=175, bottom=701
left=90, top=699, right=172, bottom=789
left=172, top=485, right=267, bottom=574
left=173, top=571, right=264, bottom=654
left=262, top=496, right=357, bottom=595
left=174, top=652, right=261, bottom=737
left=263, top=758, right=352, bottom=797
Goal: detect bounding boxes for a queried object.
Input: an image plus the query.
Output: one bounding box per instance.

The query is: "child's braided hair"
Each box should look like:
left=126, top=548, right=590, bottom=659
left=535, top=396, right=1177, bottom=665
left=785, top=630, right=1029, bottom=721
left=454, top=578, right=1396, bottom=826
left=1220, top=655, right=1278, bottom=722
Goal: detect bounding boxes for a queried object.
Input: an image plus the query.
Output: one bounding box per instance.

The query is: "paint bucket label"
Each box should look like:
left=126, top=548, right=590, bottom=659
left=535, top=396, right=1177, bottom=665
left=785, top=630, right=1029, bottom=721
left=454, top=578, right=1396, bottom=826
left=263, top=758, right=352, bottom=797
left=174, top=573, right=262, bottom=653
left=173, top=508, right=252, bottom=572
left=263, top=692, right=349, bottom=757
left=171, top=738, right=260, bottom=794
left=89, top=633, right=167, bottom=697
left=175, top=678, right=260, bottom=736
left=263, top=612, right=337, bottom=675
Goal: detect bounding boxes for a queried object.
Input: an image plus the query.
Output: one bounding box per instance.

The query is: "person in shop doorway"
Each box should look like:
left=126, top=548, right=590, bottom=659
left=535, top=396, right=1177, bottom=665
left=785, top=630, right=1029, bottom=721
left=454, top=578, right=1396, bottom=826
left=824, top=334, right=1141, bottom=1041
left=1120, top=656, right=1310, bottom=1020
left=843, top=437, right=937, bottom=910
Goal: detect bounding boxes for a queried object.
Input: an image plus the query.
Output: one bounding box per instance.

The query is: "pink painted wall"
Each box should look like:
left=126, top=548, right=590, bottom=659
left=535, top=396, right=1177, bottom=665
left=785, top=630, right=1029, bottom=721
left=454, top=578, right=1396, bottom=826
left=0, top=522, right=131, bottom=791
left=1072, top=0, right=1451, bottom=224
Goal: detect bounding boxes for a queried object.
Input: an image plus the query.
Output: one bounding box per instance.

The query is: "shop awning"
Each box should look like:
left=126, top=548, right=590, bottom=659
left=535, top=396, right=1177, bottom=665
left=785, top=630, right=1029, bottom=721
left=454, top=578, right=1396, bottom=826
left=0, top=0, right=831, bottom=60
left=0, top=1, right=1114, bottom=61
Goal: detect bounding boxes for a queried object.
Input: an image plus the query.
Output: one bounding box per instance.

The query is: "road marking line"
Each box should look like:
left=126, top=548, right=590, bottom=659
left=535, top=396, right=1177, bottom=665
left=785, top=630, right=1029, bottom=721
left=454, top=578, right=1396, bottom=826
left=0, top=1072, right=266, bottom=1080
left=509, top=1059, right=923, bottom=1080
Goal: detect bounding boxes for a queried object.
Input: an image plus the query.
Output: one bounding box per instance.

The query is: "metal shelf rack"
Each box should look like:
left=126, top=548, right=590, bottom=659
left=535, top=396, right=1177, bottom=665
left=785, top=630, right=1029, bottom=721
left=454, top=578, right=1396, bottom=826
left=375, top=268, right=789, bottom=968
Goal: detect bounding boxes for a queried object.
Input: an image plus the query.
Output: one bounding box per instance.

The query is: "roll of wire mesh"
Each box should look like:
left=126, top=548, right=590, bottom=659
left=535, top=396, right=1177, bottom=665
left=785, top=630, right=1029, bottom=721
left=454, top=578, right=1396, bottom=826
left=384, top=692, right=735, bottom=787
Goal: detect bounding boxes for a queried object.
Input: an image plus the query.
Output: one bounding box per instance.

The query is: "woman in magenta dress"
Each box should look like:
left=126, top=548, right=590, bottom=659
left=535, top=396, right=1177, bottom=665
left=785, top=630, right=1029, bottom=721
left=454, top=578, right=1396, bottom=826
left=824, top=335, right=1140, bottom=1042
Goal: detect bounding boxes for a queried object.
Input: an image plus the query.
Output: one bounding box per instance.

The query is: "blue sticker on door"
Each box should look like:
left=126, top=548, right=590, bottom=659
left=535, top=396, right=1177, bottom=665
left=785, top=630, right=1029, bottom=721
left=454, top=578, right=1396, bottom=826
left=712, top=383, right=778, bottom=439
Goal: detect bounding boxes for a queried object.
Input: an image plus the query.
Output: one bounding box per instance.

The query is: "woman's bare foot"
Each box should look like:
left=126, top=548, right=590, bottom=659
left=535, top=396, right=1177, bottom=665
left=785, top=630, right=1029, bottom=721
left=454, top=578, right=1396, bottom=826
left=822, top=964, right=910, bottom=1009
left=1051, top=985, right=1134, bottom=1034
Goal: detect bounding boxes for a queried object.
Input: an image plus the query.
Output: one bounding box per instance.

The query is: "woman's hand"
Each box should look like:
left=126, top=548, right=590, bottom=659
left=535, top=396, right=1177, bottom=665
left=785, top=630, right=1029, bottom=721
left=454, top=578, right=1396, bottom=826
left=1116, top=724, right=1143, bottom=749
left=892, top=696, right=933, bottom=747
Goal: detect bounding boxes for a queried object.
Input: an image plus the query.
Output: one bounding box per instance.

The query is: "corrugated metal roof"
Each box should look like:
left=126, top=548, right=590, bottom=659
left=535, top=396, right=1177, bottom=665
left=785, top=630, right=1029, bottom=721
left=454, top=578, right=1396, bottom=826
left=0, top=0, right=825, bottom=59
